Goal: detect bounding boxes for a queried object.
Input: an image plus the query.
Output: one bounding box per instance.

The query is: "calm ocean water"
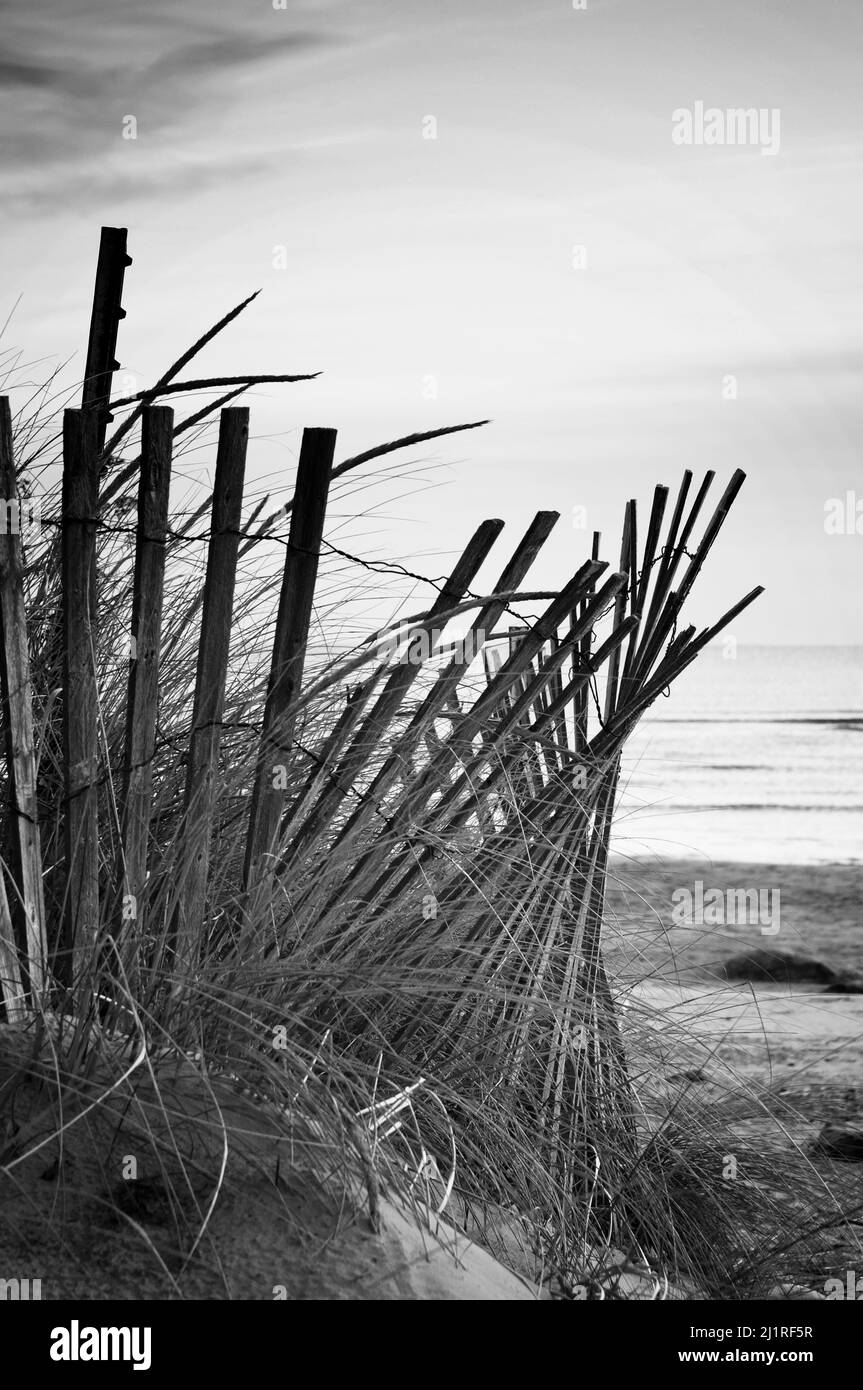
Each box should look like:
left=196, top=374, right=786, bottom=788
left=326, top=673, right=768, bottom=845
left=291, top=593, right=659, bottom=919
left=611, top=646, right=863, bottom=864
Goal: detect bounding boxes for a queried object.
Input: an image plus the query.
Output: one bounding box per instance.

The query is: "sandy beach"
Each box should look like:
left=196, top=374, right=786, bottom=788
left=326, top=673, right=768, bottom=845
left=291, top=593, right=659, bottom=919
left=605, top=856, right=863, bottom=1123
left=603, top=857, right=863, bottom=1293
left=605, top=857, right=862, bottom=983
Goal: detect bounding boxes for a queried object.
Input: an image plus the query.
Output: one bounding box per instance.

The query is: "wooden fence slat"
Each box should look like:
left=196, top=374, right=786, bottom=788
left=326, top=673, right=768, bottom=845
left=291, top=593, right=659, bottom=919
left=543, top=635, right=568, bottom=772
left=0, top=397, right=47, bottom=1001
left=507, top=628, right=540, bottom=797
left=174, top=408, right=248, bottom=980
left=571, top=531, right=601, bottom=753
left=116, top=406, right=173, bottom=984
left=602, top=503, right=633, bottom=724
left=82, top=227, right=132, bottom=454
left=62, top=408, right=101, bottom=998
left=243, top=425, right=336, bottom=890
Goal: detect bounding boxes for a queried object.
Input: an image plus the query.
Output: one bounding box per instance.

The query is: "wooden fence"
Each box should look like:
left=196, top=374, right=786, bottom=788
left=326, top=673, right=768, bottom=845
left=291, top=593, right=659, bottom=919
left=0, top=228, right=762, bottom=1201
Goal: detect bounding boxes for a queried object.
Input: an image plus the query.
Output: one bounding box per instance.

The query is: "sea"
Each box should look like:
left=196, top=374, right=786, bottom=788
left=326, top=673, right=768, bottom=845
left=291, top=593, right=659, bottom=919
left=610, top=646, right=863, bottom=865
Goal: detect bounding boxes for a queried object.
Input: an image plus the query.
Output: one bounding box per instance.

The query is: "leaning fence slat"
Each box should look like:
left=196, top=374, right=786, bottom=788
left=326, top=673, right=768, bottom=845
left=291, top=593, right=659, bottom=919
left=602, top=503, right=633, bottom=724
left=62, top=408, right=101, bottom=997
left=82, top=227, right=132, bottom=454
left=571, top=531, right=601, bottom=753
left=621, top=484, right=667, bottom=688
left=0, top=397, right=47, bottom=999
left=243, top=426, right=336, bottom=891
left=116, top=406, right=173, bottom=982
left=174, top=408, right=248, bottom=980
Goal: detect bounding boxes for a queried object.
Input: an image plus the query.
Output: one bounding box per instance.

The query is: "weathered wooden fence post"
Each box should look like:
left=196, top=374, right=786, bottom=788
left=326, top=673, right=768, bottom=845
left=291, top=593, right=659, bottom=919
left=62, top=408, right=101, bottom=1001
left=173, top=408, right=249, bottom=984
left=243, top=426, right=336, bottom=894
left=82, top=227, right=132, bottom=453
left=115, top=406, right=173, bottom=991
left=0, top=401, right=46, bottom=1002
left=0, top=398, right=47, bottom=1007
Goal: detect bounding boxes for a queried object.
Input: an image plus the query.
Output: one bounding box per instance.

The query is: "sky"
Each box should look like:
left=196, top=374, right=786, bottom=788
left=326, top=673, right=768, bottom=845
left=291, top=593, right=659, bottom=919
left=2, top=0, right=862, bottom=644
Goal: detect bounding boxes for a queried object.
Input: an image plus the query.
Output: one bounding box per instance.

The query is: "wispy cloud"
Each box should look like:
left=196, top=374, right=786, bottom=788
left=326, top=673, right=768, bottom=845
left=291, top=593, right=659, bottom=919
left=0, top=0, right=339, bottom=197
left=6, top=151, right=279, bottom=213
left=142, top=30, right=328, bottom=84
left=0, top=57, right=89, bottom=94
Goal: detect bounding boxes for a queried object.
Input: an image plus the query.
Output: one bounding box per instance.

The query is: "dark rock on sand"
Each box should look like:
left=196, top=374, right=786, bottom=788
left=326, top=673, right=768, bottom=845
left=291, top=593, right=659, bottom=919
left=811, top=1125, right=863, bottom=1161
left=718, top=948, right=863, bottom=990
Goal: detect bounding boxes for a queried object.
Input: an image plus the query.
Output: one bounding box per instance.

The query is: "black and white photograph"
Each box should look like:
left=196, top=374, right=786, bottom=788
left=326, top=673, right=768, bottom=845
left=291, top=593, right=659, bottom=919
left=0, top=0, right=861, bottom=1354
